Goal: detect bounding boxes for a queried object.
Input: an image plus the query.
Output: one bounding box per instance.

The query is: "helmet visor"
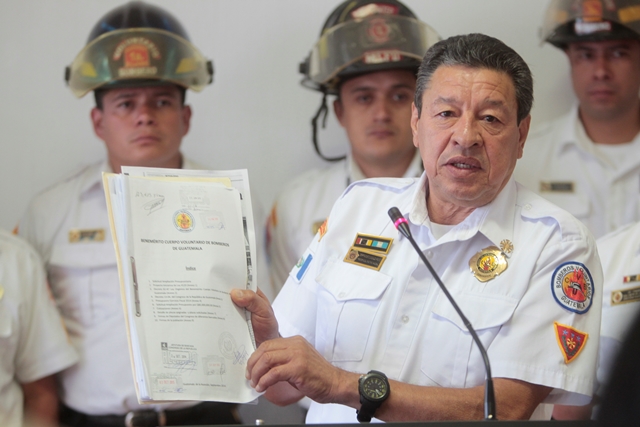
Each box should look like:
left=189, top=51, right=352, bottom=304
left=541, top=0, right=640, bottom=45
left=67, top=28, right=212, bottom=98
left=308, top=14, right=439, bottom=86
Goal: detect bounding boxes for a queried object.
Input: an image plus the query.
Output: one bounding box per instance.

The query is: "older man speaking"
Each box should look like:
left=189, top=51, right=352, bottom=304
left=232, top=33, right=602, bottom=422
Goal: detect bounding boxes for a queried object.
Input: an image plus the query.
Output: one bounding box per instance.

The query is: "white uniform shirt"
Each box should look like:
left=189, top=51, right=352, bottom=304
left=267, top=151, right=423, bottom=293
left=514, top=106, right=640, bottom=239
left=594, top=222, right=640, bottom=395
left=0, top=230, right=77, bottom=426
left=18, top=159, right=269, bottom=415
left=273, top=174, right=602, bottom=423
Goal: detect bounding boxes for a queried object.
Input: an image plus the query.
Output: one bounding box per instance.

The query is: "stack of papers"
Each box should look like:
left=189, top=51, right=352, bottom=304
left=103, top=166, right=261, bottom=404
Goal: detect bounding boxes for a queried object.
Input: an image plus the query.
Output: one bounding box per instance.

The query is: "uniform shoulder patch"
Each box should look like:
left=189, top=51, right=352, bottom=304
left=551, top=261, right=594, bottom=314
left=554, top=322, right=588, bottom=364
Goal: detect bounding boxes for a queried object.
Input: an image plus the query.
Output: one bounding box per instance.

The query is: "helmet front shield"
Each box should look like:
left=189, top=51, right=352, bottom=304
left=542, top=0, right=640, bottom=47
left=305, top=14, right=439, bottom=90
left=66, top=28, right=213, bottom=98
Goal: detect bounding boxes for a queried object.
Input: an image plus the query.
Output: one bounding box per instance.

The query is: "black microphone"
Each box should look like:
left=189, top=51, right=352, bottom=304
left=388, top=207, right=497, bottom=421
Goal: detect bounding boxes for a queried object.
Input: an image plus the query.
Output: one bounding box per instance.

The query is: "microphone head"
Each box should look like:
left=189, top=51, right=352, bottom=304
left=388, top=207, right=403, bottom=224
left=388, top=207, right=411, bottom=238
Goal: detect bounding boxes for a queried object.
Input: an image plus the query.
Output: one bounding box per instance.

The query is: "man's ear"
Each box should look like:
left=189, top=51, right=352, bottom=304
left=181, top=105, right=192, bottom=137
left=411, top=102, right=420, bottom=148
left=333, top=98, right=344, bottom=127
left=90, top=107, right=105, bottom=141
left=517, top=114, right=532, bottom=159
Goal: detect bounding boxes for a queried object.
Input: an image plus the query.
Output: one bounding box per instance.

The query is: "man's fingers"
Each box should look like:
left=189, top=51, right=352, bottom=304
left=230, top=289, right=266, bottom=314
left=231, top=288, right=279, bottom=345
left=247, top=339, right=289, bottom=382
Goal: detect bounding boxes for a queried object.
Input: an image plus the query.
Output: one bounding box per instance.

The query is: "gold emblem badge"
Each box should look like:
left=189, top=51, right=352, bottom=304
left=469, top=242, right=511, bottom=282
left=611, top=285, right=640, bottom=305
left=0, top=285, right=4, bottom=301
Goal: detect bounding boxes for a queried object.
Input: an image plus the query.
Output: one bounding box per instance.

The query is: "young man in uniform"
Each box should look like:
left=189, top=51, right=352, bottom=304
left=266, top=0, right=440, bottom=289
left=18, top=2, right=247, bottom=426
left=515, top=0, right=640, bottom=239
left=514, top=1, right=640, bottom=419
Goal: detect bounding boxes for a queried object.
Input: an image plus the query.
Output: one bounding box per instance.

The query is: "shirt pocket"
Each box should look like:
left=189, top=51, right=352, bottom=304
left=542, top=192, right=590, bottom=221
left=48, top=243, right=118, bottom=328
left=315, top=259, right=391, bottom=362
left=422, top=292, right=517, bottom=388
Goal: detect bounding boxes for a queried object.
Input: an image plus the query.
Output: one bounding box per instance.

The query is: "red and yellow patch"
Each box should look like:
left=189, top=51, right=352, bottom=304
left=582, top=0, right=603, bottom=22
left=269, top=204, right=278, bottom=228
left=554, top=322, right=588, bottom=364
left=317, top=218, right=328, bottom=242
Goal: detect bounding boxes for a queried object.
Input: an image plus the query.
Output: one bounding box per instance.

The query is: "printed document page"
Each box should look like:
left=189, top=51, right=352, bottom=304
left=103, top=167, right=260, bottom=404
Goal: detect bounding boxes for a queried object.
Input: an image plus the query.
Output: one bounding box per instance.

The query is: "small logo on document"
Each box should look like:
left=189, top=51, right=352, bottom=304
left=173, top=210, right=195, bottom=232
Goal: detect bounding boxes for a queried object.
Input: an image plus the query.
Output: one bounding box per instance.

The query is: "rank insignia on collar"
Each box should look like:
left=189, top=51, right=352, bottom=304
left=551, top=262, right=594, bottom=314
left=554, top=322, right=588, bottom=364
left=611, top=285, right=640, bottom=305
left=69, top=228, right=105, bottom=243
left=500, top=240, right=513, bottom=256
left=317, top=219, right=328, bottom=242
left=311, top=220, right=325, bottom=236
left=469, top=246, right=508, bottom=282
left=352, top=233, right=393, bottom=254
left=0, top=285, right=4, bottom=301
left=540, top=182, right=574, bottom=193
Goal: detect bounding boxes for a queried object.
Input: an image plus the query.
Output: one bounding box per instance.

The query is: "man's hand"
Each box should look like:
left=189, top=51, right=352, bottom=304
left=230, top=288, right=279, bottom=346
left=246, top=335, right=359, bottom=407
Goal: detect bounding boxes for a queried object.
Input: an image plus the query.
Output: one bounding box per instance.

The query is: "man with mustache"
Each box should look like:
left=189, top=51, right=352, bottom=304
left=233, top=33, right=602, bottom=422
left=16, top=2, right=244, bottom=426
left=266, top=0, right=440, bottom=291
left=515, top=0, right=640, bottom=239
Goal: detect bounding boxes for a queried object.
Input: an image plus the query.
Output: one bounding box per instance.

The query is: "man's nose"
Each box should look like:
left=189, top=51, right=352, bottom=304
left=593, top=54, right=612, bottom=80
left=373, top=98, right=392, bottom=121
left=452, top=114, right=482, bottom=148
left=135, top=102, right=156, bottom=125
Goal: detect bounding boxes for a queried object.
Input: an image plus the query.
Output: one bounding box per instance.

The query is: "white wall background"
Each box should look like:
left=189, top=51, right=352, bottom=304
left=0, top=0, right=573, bottom=231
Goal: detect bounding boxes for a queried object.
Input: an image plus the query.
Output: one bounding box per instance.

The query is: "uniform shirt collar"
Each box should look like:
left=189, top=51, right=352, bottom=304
left=348, top=149, right=423, bottom=182
left=406, top=172, right=516, bottom=248
left=81, top=155, right=193, bottom=197
left=80, top=160, right=112, bottom=197
left=554, top=105, right=583, bottom=153
left=556, top=105, right=608, bottom=161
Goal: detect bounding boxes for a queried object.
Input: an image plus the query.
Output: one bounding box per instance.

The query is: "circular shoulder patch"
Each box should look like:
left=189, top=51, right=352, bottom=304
left=551, top=261, right=594, bottom=314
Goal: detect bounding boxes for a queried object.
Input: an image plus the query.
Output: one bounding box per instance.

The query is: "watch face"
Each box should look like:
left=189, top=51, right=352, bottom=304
left=362, top=375, right=388, bottom=401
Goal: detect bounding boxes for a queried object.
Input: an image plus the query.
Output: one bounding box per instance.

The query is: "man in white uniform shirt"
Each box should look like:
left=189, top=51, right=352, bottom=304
left=266, top=0, right=440, bottom=290
left=514, top=0, right=640, bottom=239
left=17, top=2, right=253, bottom=426
left=232, top=33, right=602, bottom=422
left=0, top=230, right=77, bottom=426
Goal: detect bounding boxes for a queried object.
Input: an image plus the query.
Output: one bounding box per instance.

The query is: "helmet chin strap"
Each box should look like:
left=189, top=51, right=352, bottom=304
left=311, top=92, right=346, bottom=162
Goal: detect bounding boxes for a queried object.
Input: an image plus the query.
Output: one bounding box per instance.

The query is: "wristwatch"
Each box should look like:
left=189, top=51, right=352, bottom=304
left=357, top=370, right=390, bottom=423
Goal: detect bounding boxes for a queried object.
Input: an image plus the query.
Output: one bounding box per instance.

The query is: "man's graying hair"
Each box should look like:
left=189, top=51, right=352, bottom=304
left=414, top=33, right=533, bottom=124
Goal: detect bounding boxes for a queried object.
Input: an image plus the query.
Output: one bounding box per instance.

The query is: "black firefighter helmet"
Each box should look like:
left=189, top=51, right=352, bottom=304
left=542, top=0, right=640, bottom=49
left=65, top=1, right=213, bottom=98
left=300, top=0, right=440, bottom=161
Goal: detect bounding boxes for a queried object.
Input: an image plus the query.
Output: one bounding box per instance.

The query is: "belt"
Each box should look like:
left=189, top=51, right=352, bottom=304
left=60, top=402, right=239, bottom=427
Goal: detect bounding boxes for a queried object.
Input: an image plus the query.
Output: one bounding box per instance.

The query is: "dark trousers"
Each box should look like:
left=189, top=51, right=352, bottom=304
left=59, top=402, right=240, bottom=427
